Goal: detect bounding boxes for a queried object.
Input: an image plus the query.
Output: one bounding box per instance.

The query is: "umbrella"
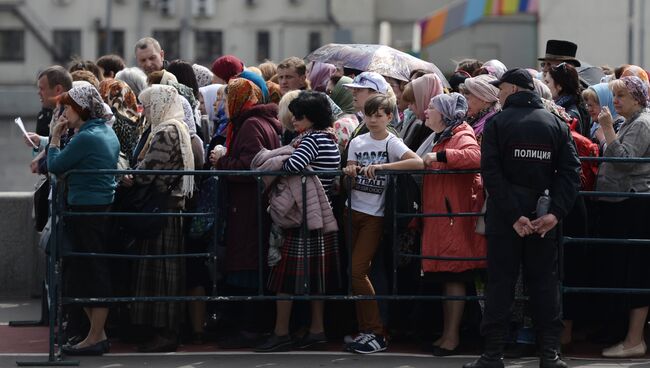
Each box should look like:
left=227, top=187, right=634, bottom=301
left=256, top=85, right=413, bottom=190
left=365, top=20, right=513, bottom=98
left=305, top=43, right=450, bottom=88
left=577, top=63, right=605, bottom=87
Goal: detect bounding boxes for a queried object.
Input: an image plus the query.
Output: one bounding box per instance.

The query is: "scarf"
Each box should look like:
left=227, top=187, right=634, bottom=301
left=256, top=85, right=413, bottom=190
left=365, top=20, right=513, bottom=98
left=331, top=76, right=355, bottom=114
left=225, top=78, right=260, bottom=150
left=68, top=83, right=112, bottom=121
left=138, top=85, right=195, bottom=197
left=412, top=74, right=444, bottom=121
left=192, top=64, right=214, bottom=88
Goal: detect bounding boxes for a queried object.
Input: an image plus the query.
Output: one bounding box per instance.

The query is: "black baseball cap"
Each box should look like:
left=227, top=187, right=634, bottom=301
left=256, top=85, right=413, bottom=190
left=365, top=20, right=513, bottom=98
left=489, top=68, right=535, bottom=90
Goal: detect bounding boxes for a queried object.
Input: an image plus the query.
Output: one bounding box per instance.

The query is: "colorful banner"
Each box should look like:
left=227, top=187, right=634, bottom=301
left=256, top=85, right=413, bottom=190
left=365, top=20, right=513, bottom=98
left=420, top=0, right=538, bottom=47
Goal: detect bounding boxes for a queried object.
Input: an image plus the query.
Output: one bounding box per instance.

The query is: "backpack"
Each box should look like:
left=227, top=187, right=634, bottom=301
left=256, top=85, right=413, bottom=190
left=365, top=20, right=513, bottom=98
left=567, top=119, right=600, bottom=191
left=382, top=137, right=421, bottom=267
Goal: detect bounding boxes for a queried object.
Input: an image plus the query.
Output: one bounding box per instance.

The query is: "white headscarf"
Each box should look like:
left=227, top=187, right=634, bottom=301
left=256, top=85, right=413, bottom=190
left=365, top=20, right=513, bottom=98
left=199, top=84, right=224, bottom=122
left=138, top=85, right=195, bottom=197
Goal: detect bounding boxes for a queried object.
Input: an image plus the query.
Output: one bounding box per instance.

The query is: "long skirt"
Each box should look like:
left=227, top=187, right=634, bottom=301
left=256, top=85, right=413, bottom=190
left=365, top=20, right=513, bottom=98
left=131, top=216, right=186, bottom=332
left=63, top=204, right=112, bottom=307
left=267, top=228, right=341, bottom=295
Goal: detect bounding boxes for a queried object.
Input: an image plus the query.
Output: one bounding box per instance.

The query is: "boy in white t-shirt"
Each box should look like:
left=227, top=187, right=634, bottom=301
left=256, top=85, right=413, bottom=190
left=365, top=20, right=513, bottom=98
left=342, top=95, right=423, bottom=354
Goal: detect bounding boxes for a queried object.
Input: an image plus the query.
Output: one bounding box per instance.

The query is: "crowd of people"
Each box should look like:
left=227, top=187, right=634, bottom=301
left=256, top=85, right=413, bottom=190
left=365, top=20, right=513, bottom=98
left=25, top=37, right=650, bottom=367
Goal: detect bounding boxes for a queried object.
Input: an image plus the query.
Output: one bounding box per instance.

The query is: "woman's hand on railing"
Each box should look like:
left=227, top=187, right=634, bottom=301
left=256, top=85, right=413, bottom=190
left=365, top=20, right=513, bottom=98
left=120, top=174, right=134, bottom=187
left=423, top=152, right=437, bottom=166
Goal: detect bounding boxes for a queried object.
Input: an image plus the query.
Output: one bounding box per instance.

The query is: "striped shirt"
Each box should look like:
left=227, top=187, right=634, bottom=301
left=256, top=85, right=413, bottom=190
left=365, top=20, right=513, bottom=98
left=283, top=131, right=341, bottom=197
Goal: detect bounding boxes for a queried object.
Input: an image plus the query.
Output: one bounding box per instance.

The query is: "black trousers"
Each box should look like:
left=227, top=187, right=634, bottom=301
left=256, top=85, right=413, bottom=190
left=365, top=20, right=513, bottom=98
left=481, top=231, right=562, bottom=356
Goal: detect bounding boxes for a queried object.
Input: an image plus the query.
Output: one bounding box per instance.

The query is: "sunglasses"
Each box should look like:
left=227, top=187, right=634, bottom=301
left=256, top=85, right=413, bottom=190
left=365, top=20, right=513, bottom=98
left=551, top=62, right=568, bottom=71
left=354, top=76, right=380, bottom=92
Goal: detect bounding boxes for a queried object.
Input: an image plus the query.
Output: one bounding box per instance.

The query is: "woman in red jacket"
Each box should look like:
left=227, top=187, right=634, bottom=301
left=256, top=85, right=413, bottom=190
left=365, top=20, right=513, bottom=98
left=420, top=92, right=486, bottom=356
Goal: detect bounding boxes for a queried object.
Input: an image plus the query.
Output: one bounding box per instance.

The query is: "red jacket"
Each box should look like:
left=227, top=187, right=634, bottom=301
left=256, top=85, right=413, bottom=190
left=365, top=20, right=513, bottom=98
left=421, top=122, right=487, bottom=273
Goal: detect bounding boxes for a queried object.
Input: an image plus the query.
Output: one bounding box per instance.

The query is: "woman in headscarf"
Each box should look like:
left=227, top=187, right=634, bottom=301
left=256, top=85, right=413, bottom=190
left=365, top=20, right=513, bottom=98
left=596, top=76, right=650, bottom=358
left=307, top=61, right=337, bottom=93
left=459, top=74, right=501, bottom=145
left=419, top=93, right=486, bottom=356
left=212, top=78, right=282, bottom=347
left=192, top=63, right=214, bottom=88
left=126, top=84, right=195, bottom=353
left=401, top=73, right=444, bottom=151
left=48, top=84, right=120, bottom=356
left=99, top=79, right=142, bottom=162
left=326, top=76, right=359, bottom=153
left=621, top=65, right=650, bottom=84
left=583, top=83, right=625, bottom=150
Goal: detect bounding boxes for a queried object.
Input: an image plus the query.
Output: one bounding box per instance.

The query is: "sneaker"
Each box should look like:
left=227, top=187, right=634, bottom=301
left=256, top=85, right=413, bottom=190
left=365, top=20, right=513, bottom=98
left=349, top=333, right=387, bottom=354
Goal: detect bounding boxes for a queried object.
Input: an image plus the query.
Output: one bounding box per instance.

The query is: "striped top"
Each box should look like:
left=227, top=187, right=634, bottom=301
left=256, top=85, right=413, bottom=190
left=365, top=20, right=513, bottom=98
left=283, top=131, right=341, bottom=197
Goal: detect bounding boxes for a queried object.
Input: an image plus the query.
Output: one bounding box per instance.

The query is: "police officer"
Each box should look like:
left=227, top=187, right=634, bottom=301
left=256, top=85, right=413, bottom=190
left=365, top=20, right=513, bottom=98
left=463, top=69, right=581, bottom=368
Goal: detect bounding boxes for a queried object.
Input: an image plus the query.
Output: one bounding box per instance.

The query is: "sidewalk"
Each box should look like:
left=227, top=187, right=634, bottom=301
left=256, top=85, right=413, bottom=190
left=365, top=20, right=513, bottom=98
left=2, top=298, right=649, bottom=368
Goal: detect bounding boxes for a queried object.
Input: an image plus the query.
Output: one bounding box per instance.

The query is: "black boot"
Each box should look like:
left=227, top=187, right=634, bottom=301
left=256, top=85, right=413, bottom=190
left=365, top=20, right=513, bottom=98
left=462, top=355, right=504, bottom=368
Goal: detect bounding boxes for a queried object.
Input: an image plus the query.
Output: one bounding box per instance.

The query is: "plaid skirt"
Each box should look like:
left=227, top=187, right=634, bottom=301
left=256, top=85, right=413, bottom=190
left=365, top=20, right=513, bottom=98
left=131, top=216, right=186, bottom=331
left=267, top=228, right=341, bottom=295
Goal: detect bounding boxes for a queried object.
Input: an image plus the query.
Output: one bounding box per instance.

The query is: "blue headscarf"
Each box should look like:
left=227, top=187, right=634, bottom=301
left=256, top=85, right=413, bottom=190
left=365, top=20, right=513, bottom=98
left=239, top=70, right=269, bottom=103
left=589, top=82, right=618, bottom=119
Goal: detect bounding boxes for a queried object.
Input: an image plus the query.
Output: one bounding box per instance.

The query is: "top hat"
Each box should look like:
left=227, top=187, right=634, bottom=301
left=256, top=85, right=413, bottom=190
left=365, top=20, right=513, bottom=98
left=538, top=40, right=581, bottom=67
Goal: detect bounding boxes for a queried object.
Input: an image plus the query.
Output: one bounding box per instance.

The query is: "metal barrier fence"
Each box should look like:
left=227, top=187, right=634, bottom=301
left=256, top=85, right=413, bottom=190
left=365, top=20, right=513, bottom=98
left=15, top=156, right=650, bottom=366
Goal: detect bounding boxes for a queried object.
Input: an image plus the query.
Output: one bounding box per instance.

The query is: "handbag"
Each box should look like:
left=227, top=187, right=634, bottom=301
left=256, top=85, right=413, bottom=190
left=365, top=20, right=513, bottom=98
left=383, top=137, right=422, bottom=267
left=33, top=176, right=50, bottom=232
left=188, top=176, right=219, bottom=240
left=113, top=178, right=177, bottom=240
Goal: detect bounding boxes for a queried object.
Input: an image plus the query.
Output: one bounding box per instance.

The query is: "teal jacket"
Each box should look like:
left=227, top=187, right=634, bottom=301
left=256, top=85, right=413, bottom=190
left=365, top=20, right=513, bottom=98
left=48, top=118, right=120, bottom=206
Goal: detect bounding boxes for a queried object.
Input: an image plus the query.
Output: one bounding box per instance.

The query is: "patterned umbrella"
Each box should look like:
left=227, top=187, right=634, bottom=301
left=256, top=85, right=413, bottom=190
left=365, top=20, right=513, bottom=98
left=306, top=43, right=450, bottom=87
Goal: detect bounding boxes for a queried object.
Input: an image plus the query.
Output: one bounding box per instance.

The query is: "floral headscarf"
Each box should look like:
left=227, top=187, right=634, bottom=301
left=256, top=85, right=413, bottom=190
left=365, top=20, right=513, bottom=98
left=621, top=65, right=649, bottom=84
left=68, top=84, right=112, bottom=121
left=192, top=64, right=214, bottom=88
left=138, top=85, right=195, bottom=196
left=266, top=81, right=282, bottom=104
left=620, top=76, right=649, bottom=107
left=429, top=92, right=468, bottom=128
left=103, top=79, right=139, bottom=123
left=226, top=78, right=260, bottom=121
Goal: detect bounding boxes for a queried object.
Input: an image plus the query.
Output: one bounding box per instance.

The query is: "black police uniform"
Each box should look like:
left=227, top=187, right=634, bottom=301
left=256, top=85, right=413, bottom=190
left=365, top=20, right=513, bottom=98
left=478, top=90, right=581, bottom=364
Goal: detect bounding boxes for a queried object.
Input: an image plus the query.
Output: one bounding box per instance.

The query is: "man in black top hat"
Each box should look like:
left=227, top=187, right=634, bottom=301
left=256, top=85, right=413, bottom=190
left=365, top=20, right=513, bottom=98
left=462, top=68, right=581, bottom=368
left=539, top=40, right=581, bottom=74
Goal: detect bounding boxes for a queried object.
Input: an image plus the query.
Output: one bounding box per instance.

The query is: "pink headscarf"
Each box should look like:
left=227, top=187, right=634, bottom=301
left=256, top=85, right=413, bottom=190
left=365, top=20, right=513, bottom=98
left=308, top=61, right=337, bottom=93
left=412, top=74, right=444, bottom=121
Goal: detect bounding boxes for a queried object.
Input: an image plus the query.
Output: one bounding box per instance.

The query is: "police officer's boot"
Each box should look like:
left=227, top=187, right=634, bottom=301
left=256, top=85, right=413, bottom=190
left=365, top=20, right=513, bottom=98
left=463, top=334, right=505, bottom=368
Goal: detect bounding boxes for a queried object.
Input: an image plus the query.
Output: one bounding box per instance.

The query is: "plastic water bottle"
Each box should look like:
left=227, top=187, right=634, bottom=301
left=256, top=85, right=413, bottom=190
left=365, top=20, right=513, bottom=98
left=536, top=189, right=551, bottom=218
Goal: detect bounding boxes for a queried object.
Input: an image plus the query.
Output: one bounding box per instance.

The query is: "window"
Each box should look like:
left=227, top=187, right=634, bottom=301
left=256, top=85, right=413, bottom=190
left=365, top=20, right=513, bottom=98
left=96, top=29, right=124, bottom=58
left=256, top=31, right=270, bottom=63
left=308, top=31, right=321, bottom=53
left=153, top=30, right=180, bottom=61
left=194, top=30, right=222, bottom=65
left=53, top=30, right=81, bottom=64
left=0, top=30, right=25, bottom=62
